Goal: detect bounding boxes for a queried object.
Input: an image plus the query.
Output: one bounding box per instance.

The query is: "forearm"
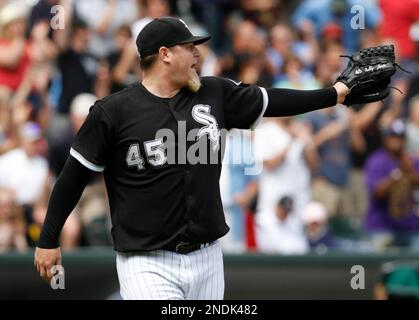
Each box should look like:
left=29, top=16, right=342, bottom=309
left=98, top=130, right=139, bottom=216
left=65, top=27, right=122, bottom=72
left=264, top=87, right=334, bottom=117
left=112, top=44, right=137, bottom=83
left=313, top=121, right=345, bottom=147
left=38, top=156, right=92, bottom=248
left=352, top=102, right=381, bottom=131
left=303, top=142, right=318, bottom=171
left=264, top=83, right=349, bottom=117
left=349, top=127, right=366, bottom=154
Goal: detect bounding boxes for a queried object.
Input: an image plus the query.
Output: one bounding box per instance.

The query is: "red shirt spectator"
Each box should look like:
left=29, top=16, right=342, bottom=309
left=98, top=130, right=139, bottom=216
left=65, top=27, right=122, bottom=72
left=379, top=0, right=419, bottom=60
left=0, top=1, right=32, bottom=91
left=0, top=39, right=32, bottom=91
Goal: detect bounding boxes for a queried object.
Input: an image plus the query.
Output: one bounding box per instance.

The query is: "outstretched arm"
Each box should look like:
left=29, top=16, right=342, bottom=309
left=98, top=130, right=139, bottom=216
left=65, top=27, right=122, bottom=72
left=263, top=82, right=350, bottom=117
left=34, top=156, right=92, bottom=282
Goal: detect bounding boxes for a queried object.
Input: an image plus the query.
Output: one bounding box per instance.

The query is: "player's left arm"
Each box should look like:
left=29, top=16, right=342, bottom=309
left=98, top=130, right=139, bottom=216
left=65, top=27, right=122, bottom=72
left=218, top=77, right=349, bottom=130
left=263, top=82, right=350, bottom=117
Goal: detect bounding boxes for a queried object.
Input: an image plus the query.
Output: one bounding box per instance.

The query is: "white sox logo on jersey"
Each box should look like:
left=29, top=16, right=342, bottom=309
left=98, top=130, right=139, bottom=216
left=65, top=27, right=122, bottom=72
left=192, top=104, right=220, bottom=152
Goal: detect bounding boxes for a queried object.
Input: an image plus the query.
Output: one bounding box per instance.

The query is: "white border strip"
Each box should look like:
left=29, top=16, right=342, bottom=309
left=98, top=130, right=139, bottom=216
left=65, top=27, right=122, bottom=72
left=250, top=87, right=269, bottom=130
left=70, top=148, right=105, bottom=172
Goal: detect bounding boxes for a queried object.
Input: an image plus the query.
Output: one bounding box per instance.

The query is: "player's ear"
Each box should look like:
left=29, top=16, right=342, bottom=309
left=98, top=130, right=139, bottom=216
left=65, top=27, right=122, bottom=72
left=159, top=46, right=172, bottom=63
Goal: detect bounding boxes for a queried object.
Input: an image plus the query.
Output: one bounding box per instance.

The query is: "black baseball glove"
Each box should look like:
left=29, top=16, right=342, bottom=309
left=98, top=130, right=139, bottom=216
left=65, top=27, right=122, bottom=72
left=336, top=44, right=402, bottom=106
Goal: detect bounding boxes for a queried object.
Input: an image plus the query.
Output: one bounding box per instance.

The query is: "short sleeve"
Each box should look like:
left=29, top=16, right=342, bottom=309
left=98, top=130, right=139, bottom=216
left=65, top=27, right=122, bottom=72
left=218, top=78, right=268, bottom=130
left=70, top=103, right=114, bottom=172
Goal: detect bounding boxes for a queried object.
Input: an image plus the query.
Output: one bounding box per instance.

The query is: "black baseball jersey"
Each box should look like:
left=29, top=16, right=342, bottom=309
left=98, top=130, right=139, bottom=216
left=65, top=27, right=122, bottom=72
left=70, top=76, right=267, bottom=252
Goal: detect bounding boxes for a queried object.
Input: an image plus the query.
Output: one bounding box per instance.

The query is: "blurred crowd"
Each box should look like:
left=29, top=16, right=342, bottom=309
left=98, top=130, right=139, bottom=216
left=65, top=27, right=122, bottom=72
left=0, top=0, right=418, bottom=255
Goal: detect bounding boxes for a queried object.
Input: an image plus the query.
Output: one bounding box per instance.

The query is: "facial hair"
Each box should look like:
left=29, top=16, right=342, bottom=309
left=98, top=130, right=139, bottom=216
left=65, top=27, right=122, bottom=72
left=187, top=69, right=201, bottom=93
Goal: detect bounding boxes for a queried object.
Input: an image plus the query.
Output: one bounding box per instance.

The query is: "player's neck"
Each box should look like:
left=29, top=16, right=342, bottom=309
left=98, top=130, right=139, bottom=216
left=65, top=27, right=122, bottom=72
left=141, top=74, right=182, bottom=99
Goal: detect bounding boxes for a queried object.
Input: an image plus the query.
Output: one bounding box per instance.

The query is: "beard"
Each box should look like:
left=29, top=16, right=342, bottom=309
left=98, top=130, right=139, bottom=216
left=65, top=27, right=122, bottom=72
left=187, top=69, right=201, bottom=93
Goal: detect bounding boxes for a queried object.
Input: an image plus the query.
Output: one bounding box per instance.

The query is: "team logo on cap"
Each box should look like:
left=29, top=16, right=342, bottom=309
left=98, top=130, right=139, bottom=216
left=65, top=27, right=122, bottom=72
left=192, top=104, right=220, bottom=152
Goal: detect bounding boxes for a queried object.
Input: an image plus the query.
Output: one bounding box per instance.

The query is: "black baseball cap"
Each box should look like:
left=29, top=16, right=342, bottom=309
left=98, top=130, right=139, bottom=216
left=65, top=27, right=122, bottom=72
left=136, top=17, right=211, bottom=58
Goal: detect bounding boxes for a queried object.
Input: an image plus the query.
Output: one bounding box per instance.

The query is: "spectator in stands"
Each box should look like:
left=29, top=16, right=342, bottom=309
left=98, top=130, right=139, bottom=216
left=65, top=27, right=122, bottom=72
left=0, top=121, right=48, bottom=244
left=0, top=0, right=57, bottom=90
left=256, top=196, right=309, bottom=254
left=302, top=201, right=335, bottom=252
left=322, top=42, right=345, bottom=79
left=379, top=0, right=419, bottom=70
left=364, top=119, right=419, bottom=250
left=0, top=122, right=48, bottom=207
left=221, top=20, right=274, bottom=87
left=131, top=0, right=170, bottom=40
left=406, top=95, right=419, bottom=158
left=56, top=19, right=98, bottom=114
left=0, top=65, right=52, bottom=157
left=74, top=0, right=138, bottom=59
left=190, top=0, right=235, bottom=55
left=347, top=101, right=385, bottom=229
left=10, top=63, right=52, bottom=132
left=313, top=57, right=335, bottom=89
left=320, top=22, right=343, bottom=49
left=274, top=54, right=318, bottom=90
left=0, top=2, right=31, bottom=92
left=307, top=106, right=352, bottom=218
left=29, top=0, right=59, bottom=31
left=254, top=117, right=317, bottom=218
left=239, top=0, right=279, bottom=26
left=292, top=0, right=381, bottom=53
left=405, top=27, right=419, bottom=110
left=266, top=24, right=296, bottom=79
left=347, top=91, right=411, bottom=227
left=0, top=187, right=28, bottom=252
left=0, top=87, right=14, bottom=155
left=294, top=19, right=320, bottom=69
left=106, top=25, right=139, bottom=94
left=220, top=129, right=258, bottom=253
left=374, top=261, right=419, bottom=300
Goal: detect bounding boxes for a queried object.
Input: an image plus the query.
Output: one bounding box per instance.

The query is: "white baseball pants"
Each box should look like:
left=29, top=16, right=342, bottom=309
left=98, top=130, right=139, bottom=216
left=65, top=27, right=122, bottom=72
left=116, top=240, right=224, bottom=300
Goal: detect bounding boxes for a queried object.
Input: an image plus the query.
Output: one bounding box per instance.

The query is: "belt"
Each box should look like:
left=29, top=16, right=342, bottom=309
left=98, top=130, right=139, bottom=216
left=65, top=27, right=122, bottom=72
left=165, top=241, right=212, bottom=254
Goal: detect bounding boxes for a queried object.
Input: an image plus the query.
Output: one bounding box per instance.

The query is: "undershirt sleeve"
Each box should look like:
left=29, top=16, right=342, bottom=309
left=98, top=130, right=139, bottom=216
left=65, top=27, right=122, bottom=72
left=37, top=156, right=94, bottom=248
left=263, top=87, right=338, bottom=117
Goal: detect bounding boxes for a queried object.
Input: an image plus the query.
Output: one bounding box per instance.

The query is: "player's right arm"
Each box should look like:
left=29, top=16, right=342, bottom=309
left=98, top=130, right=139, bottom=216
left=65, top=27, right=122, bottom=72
left=35, top=101, right=113, bottom=283
left=34, top=156, right=92, bottom=282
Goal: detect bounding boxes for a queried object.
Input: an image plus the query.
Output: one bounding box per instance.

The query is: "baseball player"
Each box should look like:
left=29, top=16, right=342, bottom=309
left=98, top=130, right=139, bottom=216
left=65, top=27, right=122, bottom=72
left=34, top=17, right=396, bottom=299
